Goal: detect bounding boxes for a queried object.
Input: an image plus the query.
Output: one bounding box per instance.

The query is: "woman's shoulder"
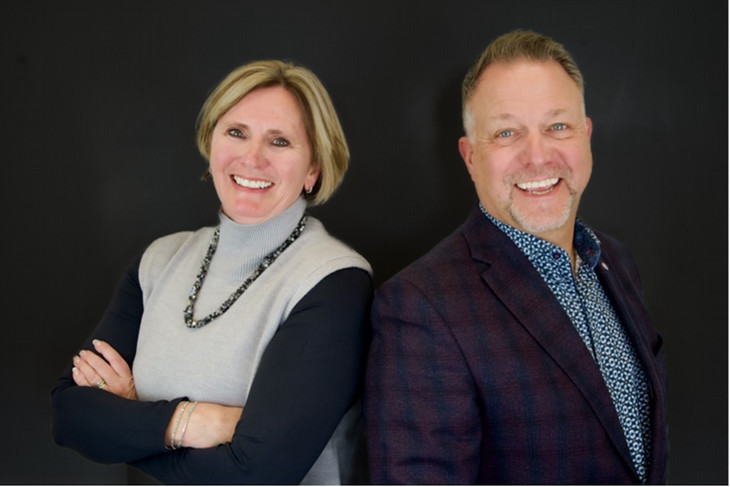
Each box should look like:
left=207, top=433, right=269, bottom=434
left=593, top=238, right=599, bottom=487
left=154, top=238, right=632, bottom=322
left=300, top=217, right=371, bottom=274
left=143, top=228, right=212, bottom=258
left=139, top=227, right=215, bottom=285
left=277, top=217, right=372, bottom=318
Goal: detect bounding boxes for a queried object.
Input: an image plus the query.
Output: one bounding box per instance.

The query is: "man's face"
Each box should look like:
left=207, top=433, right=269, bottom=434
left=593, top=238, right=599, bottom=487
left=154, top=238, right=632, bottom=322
left=459, top=60, right=593, bottom=243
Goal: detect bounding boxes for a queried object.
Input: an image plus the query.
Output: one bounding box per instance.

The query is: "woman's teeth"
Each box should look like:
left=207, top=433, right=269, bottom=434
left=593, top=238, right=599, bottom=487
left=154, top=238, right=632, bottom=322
left=233, top=176, right=273, bottom=189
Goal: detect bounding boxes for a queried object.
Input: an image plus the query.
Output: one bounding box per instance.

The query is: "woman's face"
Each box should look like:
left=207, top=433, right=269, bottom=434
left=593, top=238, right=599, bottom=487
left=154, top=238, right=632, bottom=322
left=209, top=86, right=319, bottom=225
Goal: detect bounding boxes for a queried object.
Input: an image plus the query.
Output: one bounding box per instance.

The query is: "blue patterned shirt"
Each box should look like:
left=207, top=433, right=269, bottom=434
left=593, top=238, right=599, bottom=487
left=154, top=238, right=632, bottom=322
left=480, top=206, right=652, bottom=483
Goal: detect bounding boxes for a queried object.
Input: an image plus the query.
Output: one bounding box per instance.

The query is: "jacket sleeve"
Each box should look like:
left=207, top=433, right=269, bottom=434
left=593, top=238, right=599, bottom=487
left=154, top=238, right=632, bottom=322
left=51, top=254, right=184, bottom=463
left=130, top=267, right=373, bottom=484
left=364, top=275, right=482, bottom=484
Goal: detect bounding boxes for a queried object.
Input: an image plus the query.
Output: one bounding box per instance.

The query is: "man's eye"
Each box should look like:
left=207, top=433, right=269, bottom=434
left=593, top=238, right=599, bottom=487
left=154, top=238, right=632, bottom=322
left=227, top=128, right=244, bottom=138
left=272, top=138, right=290, bottom=147
left=497, top=129, right=514, bottom=138
left=551, top=123, right=567, bottom=131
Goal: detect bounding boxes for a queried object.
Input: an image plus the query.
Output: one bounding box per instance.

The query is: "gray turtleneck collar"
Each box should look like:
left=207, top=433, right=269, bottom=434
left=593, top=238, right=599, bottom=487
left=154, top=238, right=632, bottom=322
left=209, top=198, right=308, bottom=281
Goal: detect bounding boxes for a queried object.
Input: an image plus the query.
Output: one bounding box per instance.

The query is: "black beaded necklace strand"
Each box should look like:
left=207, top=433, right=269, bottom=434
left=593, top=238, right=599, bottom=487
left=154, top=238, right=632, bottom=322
left=183, top=214, right=308, bottom=329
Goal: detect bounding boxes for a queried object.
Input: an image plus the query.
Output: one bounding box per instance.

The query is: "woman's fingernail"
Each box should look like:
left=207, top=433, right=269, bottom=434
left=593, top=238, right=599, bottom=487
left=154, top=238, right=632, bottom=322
left=72, top=367, right=78, bottom=375
left=79, top=350, right=86, bottom=357
left=92, top=339, right=101, bottom=347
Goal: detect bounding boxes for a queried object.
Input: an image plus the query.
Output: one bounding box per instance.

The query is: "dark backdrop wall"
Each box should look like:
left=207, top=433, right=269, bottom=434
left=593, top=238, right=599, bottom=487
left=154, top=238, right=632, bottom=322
left=2, top=0, right=726, bottom=484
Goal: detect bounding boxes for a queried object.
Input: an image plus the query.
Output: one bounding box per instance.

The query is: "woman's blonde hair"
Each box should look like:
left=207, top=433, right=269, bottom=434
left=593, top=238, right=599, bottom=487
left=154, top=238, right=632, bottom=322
left=197, top=60, right=349, bottom=205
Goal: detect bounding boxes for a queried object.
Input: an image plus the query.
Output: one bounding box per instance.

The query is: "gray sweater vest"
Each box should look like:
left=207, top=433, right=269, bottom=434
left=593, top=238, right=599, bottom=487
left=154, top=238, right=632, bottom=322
left=133, top=199, right=371, bottom=483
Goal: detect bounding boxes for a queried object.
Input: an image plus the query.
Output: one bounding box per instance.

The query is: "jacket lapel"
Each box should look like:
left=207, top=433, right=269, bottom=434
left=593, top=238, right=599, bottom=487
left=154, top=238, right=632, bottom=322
left=461, top=208, right=637, bottom=475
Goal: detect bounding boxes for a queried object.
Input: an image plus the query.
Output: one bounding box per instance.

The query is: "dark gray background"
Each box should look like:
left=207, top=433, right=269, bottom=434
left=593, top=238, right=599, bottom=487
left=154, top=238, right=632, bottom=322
left=2, top=0, right=726, bottom=484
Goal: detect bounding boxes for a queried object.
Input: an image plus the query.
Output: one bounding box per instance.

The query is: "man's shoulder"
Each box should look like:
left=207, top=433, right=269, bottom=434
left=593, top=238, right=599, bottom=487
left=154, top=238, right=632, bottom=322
left=378, top=209, right=497, bottom=297
left=582, top=225, right=635, bottom=267
left=590, top=227, right=644, bottom=285
left=393, top=224, right=470, bottom=278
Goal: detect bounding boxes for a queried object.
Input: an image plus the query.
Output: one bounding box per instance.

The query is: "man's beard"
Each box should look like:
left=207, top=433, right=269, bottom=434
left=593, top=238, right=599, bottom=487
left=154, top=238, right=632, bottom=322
left=505, top=170, right=578, bottom=234
left=508, top=190, right=576, bottom=234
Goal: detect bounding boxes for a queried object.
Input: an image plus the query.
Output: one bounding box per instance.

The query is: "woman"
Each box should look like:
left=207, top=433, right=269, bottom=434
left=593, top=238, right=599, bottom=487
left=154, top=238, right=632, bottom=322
left=52, top=60, right=373, bottom=484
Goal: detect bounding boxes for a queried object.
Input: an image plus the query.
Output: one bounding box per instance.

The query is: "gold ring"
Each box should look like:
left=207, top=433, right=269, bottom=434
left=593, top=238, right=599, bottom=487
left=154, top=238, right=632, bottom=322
left=96, top=379, right=107, bottom=389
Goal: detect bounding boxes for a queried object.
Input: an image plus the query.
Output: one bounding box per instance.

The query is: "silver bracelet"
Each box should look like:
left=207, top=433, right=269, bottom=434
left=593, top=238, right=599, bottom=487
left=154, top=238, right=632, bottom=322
left=176, top=401, right=198, bottom=449
left=168, top=401, right=189, bottom=450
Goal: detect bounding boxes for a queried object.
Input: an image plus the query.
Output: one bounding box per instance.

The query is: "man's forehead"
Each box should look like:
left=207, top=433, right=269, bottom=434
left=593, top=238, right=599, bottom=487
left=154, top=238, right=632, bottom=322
left=471, top=62, right=585, bottom=118
left=487, top=108, right=569, bottom=122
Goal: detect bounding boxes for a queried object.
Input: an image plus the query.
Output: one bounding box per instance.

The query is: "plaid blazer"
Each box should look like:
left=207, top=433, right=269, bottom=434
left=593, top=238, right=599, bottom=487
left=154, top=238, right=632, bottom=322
left=364, top=206, right=668, bottom=484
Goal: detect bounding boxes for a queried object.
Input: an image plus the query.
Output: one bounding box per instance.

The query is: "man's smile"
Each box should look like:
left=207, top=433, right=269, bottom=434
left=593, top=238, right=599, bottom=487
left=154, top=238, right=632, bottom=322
left=516, top=177, right=559, bottom=196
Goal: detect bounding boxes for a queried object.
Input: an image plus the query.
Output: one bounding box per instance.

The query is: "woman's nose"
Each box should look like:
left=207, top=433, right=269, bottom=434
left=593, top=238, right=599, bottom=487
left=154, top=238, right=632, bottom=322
left=241, top=140, right=267, bottom=167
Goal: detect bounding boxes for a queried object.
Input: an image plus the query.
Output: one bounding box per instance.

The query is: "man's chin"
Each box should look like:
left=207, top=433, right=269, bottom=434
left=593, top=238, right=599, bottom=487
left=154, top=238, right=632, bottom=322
left=510, top=209, right=573, bottom=236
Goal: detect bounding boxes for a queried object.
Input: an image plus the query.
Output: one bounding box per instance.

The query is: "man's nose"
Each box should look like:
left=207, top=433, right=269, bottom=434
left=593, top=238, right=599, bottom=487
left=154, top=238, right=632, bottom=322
left=522, top=133, right=550, bottom=166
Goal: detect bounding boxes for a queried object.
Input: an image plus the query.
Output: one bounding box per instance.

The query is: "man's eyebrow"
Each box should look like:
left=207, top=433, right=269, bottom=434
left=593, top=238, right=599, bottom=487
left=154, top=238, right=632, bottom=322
left=546, top=108, right=568, bottom=117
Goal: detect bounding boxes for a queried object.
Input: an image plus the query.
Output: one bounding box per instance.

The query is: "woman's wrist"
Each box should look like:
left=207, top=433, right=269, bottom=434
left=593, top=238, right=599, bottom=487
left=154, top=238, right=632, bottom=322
left=166, top=400, right=198, bottom=450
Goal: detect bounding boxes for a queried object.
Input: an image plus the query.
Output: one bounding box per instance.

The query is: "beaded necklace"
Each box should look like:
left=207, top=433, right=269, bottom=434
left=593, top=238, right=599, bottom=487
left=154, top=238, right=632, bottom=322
left=183, top=214, right=308, bottom=329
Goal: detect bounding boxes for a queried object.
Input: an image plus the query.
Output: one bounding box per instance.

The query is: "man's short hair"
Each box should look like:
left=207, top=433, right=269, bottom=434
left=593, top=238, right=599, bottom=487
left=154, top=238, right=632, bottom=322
left=462, top=30, right=585, bottom=136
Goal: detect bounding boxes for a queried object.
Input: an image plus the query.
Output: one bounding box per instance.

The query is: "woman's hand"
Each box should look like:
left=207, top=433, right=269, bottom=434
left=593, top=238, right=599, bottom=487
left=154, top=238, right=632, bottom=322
left=166, top=402, right=243, bottom=449
left=73, top=339, right=138, bottom=400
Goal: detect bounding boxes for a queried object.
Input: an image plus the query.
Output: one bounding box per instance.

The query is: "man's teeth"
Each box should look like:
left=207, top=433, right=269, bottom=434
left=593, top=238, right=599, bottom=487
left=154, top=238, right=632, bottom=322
left=233, top=176, right=273, bottom=189
left=516, top=178, right=559, bottom=191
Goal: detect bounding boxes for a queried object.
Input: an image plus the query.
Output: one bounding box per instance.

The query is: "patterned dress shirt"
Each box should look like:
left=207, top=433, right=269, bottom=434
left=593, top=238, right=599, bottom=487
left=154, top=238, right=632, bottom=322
left=481, top=205, right=652, bottom=483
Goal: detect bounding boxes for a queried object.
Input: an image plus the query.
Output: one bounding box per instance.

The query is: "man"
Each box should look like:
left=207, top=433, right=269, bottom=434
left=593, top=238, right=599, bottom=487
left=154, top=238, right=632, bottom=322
left=364, top=30, right=668, bottom=484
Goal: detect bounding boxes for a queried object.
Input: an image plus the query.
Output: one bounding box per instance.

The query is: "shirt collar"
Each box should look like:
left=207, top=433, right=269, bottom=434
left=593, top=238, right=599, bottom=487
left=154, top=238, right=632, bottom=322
left=478, top=203, right=602, bottom=269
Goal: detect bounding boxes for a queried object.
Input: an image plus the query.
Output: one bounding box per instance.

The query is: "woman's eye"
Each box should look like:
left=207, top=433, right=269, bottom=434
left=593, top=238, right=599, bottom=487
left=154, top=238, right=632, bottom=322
left=272, top=138, right=290, bottom=147
left=227, top=128, right=244, bottom=138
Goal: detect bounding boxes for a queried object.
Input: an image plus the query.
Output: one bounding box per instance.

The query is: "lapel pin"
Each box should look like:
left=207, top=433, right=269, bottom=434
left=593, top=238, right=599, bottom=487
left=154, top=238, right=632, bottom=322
left=601, top=262, right=609, bottom=271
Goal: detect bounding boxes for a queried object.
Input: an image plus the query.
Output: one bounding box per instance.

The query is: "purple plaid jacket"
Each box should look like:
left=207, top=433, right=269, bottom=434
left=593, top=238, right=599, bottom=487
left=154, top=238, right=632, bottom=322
left=364, top=206, right=668, bottom=484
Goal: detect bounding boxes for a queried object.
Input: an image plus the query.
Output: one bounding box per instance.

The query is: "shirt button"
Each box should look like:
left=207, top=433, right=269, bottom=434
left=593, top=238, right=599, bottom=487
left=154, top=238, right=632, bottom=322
left=553, top=252, right=561, bottom=259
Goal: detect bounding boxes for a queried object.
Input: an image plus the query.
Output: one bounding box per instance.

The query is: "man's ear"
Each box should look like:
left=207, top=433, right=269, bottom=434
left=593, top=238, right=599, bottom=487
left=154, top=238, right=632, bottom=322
left=458, top=136, right=475, bottom=177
